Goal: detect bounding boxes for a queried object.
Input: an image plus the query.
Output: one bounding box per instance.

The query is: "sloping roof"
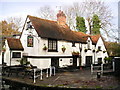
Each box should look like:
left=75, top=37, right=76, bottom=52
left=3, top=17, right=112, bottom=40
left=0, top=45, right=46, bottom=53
left=28, top=15, right=88, bottom=43
left=90, top=35, right=100, bottom=44
left=27, top=15, right=101, bottom=44
left=7, top=38, right=24, bottom=50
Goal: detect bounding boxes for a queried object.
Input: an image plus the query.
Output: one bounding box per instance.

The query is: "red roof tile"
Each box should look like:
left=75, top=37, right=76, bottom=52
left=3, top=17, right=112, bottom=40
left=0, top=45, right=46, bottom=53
left=90, top=34, right=100, bottom=44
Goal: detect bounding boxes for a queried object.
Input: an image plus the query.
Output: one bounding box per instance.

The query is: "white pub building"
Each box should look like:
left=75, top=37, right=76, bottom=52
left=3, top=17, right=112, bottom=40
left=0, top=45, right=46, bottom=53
left=1, top=10, right=108, bottom=69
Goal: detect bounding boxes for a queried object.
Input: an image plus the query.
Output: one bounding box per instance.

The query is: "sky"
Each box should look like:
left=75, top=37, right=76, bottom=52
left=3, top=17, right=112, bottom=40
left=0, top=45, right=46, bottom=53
left=0, top=0, right=119, bottom=41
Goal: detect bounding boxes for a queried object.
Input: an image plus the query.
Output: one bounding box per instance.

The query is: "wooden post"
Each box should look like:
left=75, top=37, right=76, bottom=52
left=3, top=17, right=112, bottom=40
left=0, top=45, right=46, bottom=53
left=91, top=64, right=93, bottom=74
left=101, top=64, right=103, bottom=74
left=50, top=67, right=51, bottom=77
left=33, top=69, right=36, bottom=83
left=113, top=61, right=115, bottom=72
left=46, top=68, right=48, bottom=78
left=40, top=69, right=43, bottom=80
left=53, top=67, right=55, bottom=76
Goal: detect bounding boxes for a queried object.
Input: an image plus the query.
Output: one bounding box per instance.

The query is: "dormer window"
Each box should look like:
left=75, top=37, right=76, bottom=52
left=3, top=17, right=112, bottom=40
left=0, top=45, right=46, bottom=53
left=27, top=35, right=33, bottom=47
left=87, top=40, right=90, bottom=49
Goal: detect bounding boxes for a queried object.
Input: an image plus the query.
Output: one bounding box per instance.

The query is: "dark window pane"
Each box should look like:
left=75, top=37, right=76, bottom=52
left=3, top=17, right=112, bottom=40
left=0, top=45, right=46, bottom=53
left=12, top=52, right=21, bottom=58
left=98, top=46, right=101, bottom=51
left=48, top=39, right=57, bottom=52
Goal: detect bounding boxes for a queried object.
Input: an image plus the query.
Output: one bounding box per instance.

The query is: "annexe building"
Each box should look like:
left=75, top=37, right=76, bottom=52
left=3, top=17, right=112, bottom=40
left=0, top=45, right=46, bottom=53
left=1, top=10, right=108, bottom=69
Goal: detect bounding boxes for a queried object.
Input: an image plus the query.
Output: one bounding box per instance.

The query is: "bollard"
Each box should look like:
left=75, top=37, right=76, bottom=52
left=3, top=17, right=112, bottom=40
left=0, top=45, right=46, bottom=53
left=97, top=72, right=101, bottom=79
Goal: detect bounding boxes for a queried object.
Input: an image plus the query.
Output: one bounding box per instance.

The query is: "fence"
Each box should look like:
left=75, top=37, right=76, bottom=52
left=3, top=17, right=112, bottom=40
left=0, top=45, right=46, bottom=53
left=33, top=66, right=55, bottom=83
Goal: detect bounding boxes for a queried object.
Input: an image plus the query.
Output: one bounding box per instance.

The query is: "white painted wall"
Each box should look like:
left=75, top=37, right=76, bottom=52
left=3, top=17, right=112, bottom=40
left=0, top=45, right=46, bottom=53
left=0, top=52, right=2, bottom=64
left=4, top=40, right=10, bottom=65
left=28, top=58, right=51, bottom=69
left=10, top=51, right=23, bottom=65
left=95, top=37, right=108, bottom=64
left=19, top=17, right=108, bottom=68
left=3, top=39, right=23, bottom=66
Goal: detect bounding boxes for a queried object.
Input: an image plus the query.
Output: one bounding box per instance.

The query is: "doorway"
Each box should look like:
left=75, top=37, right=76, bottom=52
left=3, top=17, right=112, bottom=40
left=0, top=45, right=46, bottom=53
left=51, top=58, right=59, bottom=68
left=86, top=56, right=92, bottom=67
left=98, top=58, right=102, bottom=64
left=73, top=57, right=77, bottom=67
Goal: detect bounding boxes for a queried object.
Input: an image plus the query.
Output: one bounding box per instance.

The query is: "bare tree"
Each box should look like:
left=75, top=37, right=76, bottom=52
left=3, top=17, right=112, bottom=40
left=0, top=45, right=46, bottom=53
left=63, top=0, right=113, bottom=36
left=36, top=1, right=114, bottom=40
left=6, top=17, right=23, bottom=32
left=63, top=3, right=85, bottom=30
left=37, top=6, right=56, bottom=20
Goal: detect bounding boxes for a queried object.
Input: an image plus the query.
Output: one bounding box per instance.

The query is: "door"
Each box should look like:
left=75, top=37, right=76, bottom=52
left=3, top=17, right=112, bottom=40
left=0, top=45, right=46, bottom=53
left=98, top=58, right=102, bottom=64
left=86, top=56, right=92, bottom=67
left=73, top=57, right=77, bottom=67
left=51, top=58, right=59, bottom=68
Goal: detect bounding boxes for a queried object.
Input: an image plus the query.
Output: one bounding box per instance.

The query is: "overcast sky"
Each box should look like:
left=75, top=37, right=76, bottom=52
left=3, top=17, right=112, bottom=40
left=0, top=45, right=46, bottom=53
left=0, top=0, right=119, bottom=40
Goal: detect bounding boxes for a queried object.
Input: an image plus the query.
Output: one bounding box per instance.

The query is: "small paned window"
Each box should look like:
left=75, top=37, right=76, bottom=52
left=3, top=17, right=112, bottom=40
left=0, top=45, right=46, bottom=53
left=12, top=52, right=21, bottom=58
left=48, top=39, right=57, bottom=52
left=27, top=35, right=33, bottom=47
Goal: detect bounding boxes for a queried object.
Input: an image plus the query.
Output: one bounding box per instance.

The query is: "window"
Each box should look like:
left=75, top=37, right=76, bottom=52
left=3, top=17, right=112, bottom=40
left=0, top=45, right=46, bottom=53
left=27, top=35, right=33, bottom=47
left=72, top=42, right=76, bottom=47
left=48, top=39, right=57, bottom=52
left=88, top=40, right=90, bottom=49
left=98, top=46, right=101, bottom=51
left=26, top=21, right=33, bottom=30
left=12, top=52, right=21, bottom=58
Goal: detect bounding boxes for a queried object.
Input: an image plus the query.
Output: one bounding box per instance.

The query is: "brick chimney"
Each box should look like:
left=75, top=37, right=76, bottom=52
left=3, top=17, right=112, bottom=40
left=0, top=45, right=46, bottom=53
left=57, top=10, right=66, bottom=26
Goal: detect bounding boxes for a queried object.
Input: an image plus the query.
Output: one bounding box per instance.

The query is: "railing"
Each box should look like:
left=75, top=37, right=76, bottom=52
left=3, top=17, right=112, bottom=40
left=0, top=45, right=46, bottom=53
left=91, top=63, right=114, bottom=75
left=91, top=64, right=103, bottom=75
left=33, top=66, right=55, bottom=83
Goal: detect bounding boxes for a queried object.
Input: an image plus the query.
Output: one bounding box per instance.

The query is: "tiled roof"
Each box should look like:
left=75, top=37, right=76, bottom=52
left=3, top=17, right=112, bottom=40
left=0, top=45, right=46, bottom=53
left=7, top=38, right=24, bottom=50
left=90, top=35, right=100, bottom=44
left=28, top=15, right=100, bottom=44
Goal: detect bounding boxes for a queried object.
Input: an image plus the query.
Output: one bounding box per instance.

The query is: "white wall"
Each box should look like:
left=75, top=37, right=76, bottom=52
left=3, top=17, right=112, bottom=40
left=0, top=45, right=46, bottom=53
left=3, top=39, right=23, bottom=66
left=4, top=40, right=10, bottom=65
left=28, top=58, right=51, bottom=69
left=10, top=51, right=23, bottom=65
left=0, top=52, right=2, bottom=64
left=95, top=37, right=108, bottom=64
left=20, top=17, right=108, bottom=68
left=80, top=37, right=95, bottom=66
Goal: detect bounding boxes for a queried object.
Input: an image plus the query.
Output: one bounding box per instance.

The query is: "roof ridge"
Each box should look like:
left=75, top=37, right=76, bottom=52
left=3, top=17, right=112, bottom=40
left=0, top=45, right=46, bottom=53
left=28, top=15, right=57, bottom=23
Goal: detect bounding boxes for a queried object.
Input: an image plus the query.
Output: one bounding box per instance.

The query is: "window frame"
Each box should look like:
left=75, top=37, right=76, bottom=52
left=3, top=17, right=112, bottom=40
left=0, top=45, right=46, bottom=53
left=12, top=52, right=21, bottom=58
left=27, top=35, right=34, bottom=47
left=48, top=39, right=58, bottom=52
